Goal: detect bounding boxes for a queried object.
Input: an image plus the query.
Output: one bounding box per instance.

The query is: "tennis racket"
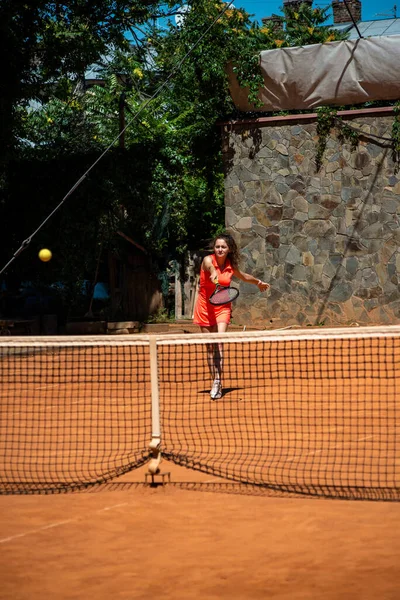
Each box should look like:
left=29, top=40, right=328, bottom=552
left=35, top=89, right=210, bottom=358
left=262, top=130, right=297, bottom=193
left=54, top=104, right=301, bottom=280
left=209, top=284, right=239, bottom=306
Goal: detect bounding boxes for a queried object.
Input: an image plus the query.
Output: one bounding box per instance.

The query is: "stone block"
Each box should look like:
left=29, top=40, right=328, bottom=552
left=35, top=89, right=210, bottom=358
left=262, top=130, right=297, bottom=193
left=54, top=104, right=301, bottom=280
left=225, top=207, right=237, bottom=227
left=329, top=282, right=353, bottom=302
left=325, top=161, right=339, bottom=173
left=302, top=251, right=314, bottom=267
left=276, top=144, right=289, bottom=155
left=303, top=220, right=336, bottom=238
left=292, top=264, right=307, bottom=281
left=293, top=195, right=308, bottom=212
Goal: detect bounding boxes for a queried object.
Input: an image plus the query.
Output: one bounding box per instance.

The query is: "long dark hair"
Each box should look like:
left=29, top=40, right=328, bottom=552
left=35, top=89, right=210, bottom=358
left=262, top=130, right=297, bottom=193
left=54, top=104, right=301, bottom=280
left=210, top=232, right=240, bottom=270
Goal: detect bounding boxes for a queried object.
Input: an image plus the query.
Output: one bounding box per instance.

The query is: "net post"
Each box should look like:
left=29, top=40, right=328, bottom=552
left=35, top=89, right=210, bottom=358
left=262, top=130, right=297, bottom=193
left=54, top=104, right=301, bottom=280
left=148, top=337, right=162, bottom=475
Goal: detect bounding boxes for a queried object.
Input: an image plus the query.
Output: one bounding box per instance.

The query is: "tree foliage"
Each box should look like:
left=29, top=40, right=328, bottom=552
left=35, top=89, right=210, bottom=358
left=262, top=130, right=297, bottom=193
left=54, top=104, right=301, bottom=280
left=231, top=4, right=348, bottom=106
left=1, top=0, right=348, bottom=317
left=0, top=0, right=162, bottom=163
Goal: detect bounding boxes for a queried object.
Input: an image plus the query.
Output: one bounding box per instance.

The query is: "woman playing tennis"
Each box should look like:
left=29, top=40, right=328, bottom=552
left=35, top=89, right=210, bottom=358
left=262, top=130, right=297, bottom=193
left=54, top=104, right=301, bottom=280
left=193, top=233, right=270, bottom=399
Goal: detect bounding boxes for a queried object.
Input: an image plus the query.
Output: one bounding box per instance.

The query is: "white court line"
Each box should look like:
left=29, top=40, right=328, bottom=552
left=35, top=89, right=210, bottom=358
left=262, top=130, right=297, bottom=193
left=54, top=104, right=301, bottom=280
left=98, top=503, right=128, bottom=512
left=0, top=519, right=75, bottom=544
left=286, top=423, right=400, bottom=462
left=285, top=433, right=382, bottom=462
left=0, top=503, right=128, bottom=544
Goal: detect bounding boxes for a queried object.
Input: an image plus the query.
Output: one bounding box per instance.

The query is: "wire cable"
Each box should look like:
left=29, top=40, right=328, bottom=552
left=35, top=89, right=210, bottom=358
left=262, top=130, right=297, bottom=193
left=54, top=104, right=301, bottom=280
left=0, top=0, right=234, bottom=276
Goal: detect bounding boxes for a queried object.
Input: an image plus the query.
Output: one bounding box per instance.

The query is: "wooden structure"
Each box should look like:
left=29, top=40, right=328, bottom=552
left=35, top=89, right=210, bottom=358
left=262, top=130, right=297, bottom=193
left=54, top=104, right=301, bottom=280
left=174, top=252, right=202, bottom=320
left=108, top=240, right=162, bottom=321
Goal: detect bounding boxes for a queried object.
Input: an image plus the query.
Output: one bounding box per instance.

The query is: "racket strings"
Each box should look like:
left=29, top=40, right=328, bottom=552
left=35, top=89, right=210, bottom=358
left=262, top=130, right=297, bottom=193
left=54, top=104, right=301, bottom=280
left=209, top=286, right=239, bottom=305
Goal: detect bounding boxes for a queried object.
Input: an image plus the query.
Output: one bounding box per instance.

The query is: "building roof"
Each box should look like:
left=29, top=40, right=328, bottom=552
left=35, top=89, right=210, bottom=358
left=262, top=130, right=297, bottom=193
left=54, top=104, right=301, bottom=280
left=333, top=17, right=400, bottom=39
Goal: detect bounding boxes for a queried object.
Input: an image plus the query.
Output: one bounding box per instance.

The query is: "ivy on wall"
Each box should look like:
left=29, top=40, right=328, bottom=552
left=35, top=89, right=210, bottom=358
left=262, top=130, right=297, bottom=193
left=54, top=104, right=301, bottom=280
left=316, top=102, right=400, bottom=172
left=392, top=101, right=400, bottom=164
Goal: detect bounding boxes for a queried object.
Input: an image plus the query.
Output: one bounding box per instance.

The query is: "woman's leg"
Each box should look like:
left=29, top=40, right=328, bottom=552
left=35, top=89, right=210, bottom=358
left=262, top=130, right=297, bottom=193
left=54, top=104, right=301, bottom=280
left=200, top=325, right=218, bottom=381
left=201, top=321, right=229, bottom=399
left=215, top=321, right=228, bottom=379
left=200, top=324, right=223, bottom=399
left=212, top=322, right=229, bottom=396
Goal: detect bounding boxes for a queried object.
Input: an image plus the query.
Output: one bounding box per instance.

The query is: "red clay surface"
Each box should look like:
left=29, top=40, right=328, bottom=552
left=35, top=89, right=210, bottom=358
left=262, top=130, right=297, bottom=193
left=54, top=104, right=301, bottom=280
left=1, top=336, right=400, bottom=598
left=1, top=462, right=400, bottom=600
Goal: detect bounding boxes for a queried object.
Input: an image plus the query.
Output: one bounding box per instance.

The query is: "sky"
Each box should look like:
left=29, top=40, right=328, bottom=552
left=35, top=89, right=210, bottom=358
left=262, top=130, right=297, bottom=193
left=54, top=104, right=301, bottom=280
left=233, top=0, right=398, bottom=24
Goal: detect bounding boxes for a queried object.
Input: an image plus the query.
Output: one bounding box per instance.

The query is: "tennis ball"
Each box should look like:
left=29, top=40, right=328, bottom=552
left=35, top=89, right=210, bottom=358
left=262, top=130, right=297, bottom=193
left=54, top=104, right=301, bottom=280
left=38, top=248, right=52, bottom=262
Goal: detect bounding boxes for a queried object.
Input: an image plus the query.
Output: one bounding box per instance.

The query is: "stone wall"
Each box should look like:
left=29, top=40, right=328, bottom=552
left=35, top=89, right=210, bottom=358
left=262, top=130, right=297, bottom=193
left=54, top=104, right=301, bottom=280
left=223, top=108, right=400, bottom=327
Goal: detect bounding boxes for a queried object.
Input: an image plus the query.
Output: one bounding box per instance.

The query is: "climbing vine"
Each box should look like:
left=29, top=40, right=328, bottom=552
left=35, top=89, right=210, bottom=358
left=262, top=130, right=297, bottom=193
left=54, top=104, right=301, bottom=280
left=337, top=122, right=360, bottom=150
left=316, top=106, right=361, bottom=171
left=392, top=101, right=400, bottom=165
left=315, top=106, right=337, bottom=170
left=316, top=103, right=400, bottom=172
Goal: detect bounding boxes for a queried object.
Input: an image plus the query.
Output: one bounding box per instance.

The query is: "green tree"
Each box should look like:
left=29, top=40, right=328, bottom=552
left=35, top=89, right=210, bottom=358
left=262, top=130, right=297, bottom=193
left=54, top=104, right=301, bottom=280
left=0, top=0, right=163, bottom=165
left=265, top=4, right=346, bottom=47
left=232, top=3, right=348, bottom=105
left=1, top=0, right=348, bottom=318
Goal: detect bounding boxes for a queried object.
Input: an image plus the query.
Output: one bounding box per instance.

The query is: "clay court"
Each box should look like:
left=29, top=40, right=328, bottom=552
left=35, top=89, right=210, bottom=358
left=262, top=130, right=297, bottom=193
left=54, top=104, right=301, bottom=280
left=1, top=329, right=400, bottom=598
left=1, top=464, right=400, bottom=600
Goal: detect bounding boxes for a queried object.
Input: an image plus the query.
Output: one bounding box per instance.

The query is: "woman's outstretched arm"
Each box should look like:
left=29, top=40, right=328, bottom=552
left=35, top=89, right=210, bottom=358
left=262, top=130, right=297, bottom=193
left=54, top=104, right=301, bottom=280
left=233, top=268, right=270, bottom=292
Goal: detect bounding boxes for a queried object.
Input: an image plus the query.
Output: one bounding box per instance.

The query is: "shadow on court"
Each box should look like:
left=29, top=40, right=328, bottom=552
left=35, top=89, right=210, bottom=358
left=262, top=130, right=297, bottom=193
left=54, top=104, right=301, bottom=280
left=198, top=386, right=243, bottom=397
left=75, top=480, right=309, bottom=499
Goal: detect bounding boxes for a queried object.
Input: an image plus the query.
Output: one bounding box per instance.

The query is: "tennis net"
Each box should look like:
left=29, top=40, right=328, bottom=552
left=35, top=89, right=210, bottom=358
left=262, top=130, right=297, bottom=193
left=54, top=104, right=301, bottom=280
left=1, top=327, right=400, bottom=499
left=0, top=338, right=152, bottom=493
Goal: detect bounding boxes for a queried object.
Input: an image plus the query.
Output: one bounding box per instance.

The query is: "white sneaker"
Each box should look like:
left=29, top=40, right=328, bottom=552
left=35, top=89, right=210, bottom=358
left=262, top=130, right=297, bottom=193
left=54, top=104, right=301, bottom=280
left=210, top=379, right=222, bottom=400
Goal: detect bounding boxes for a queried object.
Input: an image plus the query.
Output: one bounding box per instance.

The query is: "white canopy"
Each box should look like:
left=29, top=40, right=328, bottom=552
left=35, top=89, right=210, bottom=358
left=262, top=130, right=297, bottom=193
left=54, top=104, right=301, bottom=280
left=228, top=35, right=400, bottom=111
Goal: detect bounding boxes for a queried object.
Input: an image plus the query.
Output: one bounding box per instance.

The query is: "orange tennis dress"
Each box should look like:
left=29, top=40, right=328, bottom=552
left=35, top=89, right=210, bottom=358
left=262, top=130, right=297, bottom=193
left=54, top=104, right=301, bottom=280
left=193, top=254, right=234, bottom=327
